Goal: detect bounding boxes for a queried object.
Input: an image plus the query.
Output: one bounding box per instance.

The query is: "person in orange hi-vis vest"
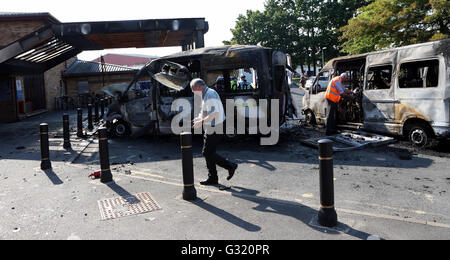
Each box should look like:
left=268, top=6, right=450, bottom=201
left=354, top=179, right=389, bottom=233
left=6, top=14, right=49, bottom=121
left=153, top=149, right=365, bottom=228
left=325, top=72, right=350, bottom=135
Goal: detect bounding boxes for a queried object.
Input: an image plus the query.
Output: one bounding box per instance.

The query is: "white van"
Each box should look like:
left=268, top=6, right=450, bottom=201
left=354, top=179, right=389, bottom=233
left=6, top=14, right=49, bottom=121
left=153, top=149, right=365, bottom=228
left=302, top=39, right=450, bottom=146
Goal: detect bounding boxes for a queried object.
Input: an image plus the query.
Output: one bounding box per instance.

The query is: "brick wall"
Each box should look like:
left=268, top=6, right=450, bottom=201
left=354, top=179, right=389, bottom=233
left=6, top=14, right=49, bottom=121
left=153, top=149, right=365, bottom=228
left=64, top=73, right=136, bottom=107
left=0, top=20, right=46, bottom=48
left=44, top=57, right=76, bottom=111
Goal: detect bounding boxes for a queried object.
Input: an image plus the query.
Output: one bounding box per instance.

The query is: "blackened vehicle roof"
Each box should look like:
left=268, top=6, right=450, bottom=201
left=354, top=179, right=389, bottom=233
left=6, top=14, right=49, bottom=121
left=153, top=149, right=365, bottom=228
left=160, top=45, right=273, bottom=70
left=322, top=38, right=450, bottom=72
left=162, top=45, right=271, bottom=59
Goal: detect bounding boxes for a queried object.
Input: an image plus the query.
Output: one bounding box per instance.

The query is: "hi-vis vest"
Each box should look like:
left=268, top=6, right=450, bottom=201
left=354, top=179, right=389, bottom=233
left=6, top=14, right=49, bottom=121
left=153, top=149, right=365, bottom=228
left=325, top=77, right=342, bottom=103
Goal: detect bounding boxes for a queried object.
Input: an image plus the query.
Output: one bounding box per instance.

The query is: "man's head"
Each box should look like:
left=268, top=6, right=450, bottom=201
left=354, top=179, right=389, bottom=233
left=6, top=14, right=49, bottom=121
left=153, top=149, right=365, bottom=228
left=190, top=78, right=207, bottom=94
left=340, top=72, right=350, bottom=81
left=241, top=75, right=246, bottom=81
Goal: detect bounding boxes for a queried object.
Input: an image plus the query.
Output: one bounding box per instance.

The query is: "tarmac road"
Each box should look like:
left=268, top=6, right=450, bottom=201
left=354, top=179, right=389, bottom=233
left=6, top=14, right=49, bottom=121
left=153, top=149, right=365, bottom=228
left=0, top=107, right=449, bottom=240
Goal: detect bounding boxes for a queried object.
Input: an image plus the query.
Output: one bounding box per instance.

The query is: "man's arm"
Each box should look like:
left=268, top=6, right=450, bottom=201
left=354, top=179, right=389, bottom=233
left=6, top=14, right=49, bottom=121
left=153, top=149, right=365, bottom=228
left=193, top=112, right=219, bottom=129
left=334, top=80, right=346, bottom=94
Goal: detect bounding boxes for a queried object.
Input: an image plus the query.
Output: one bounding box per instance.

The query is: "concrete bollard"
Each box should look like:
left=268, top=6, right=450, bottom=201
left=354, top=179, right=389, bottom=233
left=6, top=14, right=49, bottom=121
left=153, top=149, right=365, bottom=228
left=63, top=114, right=71, bottom=150
left=180, top=132, right=197, bottom=201
left=40, top=123, right=52, bottom=170
left=77, top=108, right=84, bottom=138
left=88, top=104, right=93, bottom=130
left=94, top=101, right=99, bottom=123
left=317, top=139, right=338, bottom=227
left=98, top=127, right=113, bottom=183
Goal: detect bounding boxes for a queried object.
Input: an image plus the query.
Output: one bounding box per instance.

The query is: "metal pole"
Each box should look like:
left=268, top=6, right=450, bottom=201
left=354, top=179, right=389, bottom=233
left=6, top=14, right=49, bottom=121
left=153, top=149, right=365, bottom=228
left=100, top=99, right=105, bottom=118
left=77, top=108, right=83, bottom=138
left=317, top=139, right=338, bottom=227
left=40, top=123, right=52, bottom=170
left=88, top=103, right=93, bottom=130
left=98, top=127, right=113, bottom=183
left=63, top=114, right=71, bottom=150
left=321, top=49, right=324, bottom=69
left=180, top=132, right=197, bottom=201
left=94, top=100, right=99, bottom=123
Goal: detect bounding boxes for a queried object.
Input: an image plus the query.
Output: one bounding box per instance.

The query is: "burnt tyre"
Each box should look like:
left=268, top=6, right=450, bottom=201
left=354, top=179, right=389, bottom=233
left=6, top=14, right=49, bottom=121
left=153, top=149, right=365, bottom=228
left=111, top=120, right=131, bottom=138
left=408, top=125, right=431, bottom=148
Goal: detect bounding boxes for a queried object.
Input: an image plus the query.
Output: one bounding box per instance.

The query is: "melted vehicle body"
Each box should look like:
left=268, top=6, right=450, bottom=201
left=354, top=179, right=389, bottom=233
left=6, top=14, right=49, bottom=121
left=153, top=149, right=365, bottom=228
left=303, top=39, right=450, bottom=146
left=103, top=45, right=295, bottom=138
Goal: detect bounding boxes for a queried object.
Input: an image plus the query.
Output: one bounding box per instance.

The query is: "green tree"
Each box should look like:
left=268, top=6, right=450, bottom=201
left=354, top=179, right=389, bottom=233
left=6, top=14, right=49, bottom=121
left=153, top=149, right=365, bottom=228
left=340, top=0, right=449, bottom=55
left=226, top=0, right=369, bottom=73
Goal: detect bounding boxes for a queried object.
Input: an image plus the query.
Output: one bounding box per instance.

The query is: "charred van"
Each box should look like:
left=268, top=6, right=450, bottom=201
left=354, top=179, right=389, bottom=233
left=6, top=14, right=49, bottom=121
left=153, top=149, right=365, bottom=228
left=302, top=39, right=450, bottom=147
left=103, top=45, right=295, bottom=140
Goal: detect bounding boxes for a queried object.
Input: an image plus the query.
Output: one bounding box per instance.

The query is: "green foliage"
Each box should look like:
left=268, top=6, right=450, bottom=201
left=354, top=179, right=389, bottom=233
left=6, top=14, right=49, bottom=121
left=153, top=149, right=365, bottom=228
left=340, top=0, right=450, bottom=55
left=226, top=0, right=370, bottom=70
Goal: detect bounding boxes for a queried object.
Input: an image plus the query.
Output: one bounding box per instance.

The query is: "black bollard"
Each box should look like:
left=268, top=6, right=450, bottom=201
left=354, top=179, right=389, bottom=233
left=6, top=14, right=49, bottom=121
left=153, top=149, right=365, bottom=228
left=317, top=139, right=338, bottom=227
left=40, top=123, right=52, bottom=170
left=100, top=99, right=105, bottom=118
left=94, top=101, right=99, bottom=123
left=77, top=108, right=84, bottom=138
left=63, top=114, right=71, bottom=150
left=180, top=132, right=197, bottom=201
left=88, top=104, right=93, bottom=130
left=98, top=127, right=113, bottom=183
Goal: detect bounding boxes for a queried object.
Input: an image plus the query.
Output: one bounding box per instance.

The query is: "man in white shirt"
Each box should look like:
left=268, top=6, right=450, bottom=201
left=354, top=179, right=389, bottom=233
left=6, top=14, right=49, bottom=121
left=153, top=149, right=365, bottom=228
left=191, top=78, right=238, bottom=186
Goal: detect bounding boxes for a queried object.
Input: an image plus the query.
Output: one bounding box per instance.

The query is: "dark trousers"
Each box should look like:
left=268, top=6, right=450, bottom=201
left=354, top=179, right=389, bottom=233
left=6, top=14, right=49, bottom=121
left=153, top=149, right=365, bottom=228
left=202, top=126, right=233, bottom=180
left=326, top=99, right=338, bottom=135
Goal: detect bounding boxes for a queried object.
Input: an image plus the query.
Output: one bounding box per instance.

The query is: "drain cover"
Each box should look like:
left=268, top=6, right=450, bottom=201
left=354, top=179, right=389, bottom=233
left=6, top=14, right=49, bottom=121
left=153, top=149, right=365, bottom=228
left=98, top=192, right=162, bottom=220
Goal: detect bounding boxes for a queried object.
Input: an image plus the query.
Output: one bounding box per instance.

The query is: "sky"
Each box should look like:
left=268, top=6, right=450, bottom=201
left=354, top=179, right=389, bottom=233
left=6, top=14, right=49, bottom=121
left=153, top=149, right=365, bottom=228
left=4, top=0, right=266, bottom=61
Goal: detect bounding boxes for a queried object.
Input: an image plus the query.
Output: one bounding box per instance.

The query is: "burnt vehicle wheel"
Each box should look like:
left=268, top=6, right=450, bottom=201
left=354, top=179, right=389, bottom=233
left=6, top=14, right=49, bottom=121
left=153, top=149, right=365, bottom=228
left=112, top=120, right=131, bottom=138
left=408, top=125, right=431, bottom=148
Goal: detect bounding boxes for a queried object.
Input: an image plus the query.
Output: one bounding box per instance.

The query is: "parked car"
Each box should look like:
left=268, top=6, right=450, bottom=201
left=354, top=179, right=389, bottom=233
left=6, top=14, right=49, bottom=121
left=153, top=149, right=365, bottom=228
left=302, top=38, right=450, bottom=147
left=304, top=76, right=316, bottom=90
left=304, top=76, right=328, bottom=91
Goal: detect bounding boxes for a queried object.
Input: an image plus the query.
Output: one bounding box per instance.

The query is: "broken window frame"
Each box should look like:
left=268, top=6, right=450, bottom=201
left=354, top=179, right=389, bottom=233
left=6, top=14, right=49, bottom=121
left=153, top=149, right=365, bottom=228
left=206, top=67, right=259, bottom=94
left=366, top=64, right=393, bottom=91
left=398, top=59, right=440, bottom=89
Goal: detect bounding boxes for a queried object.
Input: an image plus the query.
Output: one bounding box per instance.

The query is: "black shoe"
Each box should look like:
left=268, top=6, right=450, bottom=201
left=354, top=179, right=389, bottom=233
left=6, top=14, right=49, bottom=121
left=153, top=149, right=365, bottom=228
left=200, top=178, right=218, bottom=186
left=227, top=163, right=238, bottom=181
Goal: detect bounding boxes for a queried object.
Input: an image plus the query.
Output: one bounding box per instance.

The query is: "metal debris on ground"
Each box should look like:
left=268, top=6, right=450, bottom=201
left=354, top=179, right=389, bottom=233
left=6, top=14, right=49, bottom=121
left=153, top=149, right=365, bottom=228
left=299, top=130, right=396, bottom=152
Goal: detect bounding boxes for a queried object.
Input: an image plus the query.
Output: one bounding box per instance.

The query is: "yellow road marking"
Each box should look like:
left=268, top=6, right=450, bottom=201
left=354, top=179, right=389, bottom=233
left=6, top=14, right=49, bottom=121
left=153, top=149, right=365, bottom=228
left=131, top=170, right=164, bottom=179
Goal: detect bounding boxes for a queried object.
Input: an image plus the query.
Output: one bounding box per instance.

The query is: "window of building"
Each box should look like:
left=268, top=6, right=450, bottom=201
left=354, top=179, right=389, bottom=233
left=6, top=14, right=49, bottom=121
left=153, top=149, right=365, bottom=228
left=399, top=59, right=439, bottom=88
left=77, top=81, right=89, bottom=94
left=367, top=65, right=393, bottom=90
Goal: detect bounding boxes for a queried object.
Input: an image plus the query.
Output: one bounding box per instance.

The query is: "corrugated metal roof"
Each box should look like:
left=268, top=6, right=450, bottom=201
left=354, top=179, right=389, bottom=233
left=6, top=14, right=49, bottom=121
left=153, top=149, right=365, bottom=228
left=91, top=54, right=155, bottom=67
left=64, top=59, right=138, bottom=76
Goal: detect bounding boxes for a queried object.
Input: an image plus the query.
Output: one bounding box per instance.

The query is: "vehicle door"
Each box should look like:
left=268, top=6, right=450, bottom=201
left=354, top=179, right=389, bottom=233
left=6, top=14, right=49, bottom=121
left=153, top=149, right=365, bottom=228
left=362, top=51, right=397, bottom=133
left=395, top=56, right=444, bottom=126
left=125, top=83, right=153, bottom=127
left=272, top=51, right=290, bottom=122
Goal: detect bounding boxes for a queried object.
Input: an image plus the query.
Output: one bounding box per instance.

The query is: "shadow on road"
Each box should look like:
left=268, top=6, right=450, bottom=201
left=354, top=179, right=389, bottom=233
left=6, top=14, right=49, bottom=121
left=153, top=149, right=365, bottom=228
left=193, top=198, right=261, bottom=232
left=43, top=169, right=64, bottom=185
left=228, top=186, right=380, bottom=240
left=106, top=181, right=141, bottom=204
